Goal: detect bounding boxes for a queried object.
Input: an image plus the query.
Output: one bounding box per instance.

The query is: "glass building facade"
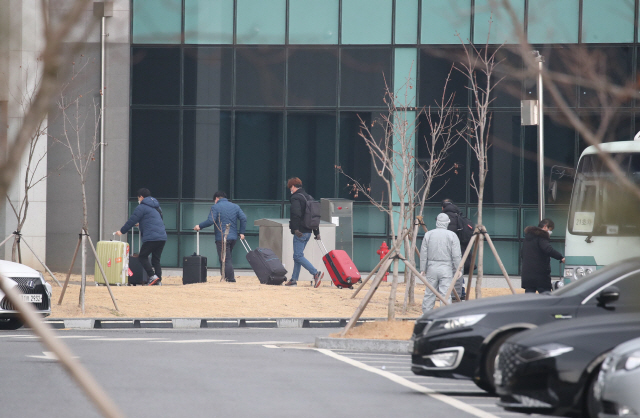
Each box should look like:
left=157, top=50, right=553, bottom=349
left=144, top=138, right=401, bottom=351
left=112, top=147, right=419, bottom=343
left=129, top=0, right=640, bottom=274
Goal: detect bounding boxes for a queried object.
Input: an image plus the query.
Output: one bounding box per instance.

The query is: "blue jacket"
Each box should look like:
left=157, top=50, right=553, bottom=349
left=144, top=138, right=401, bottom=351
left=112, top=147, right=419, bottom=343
left=120, top=197, right=167, bottom=242
left=199, top=198, right=247, bottom=241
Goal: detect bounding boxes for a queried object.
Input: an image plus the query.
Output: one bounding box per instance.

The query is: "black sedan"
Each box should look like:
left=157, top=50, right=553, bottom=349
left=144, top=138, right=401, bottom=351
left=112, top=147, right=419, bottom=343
left=410, top=257, right=640, bottom=394
left=495, top=313, right=640, bottom=418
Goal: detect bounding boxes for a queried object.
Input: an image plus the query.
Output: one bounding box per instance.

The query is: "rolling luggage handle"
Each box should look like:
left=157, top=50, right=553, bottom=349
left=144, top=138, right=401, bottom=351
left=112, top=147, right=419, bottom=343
left=195, top=230, right=200, bottom=255
left=240, top=238, right=252, bottom=253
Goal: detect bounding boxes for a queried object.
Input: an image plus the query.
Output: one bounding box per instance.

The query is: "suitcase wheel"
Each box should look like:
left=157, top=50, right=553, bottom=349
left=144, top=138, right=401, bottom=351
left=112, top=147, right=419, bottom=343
left=358, top=279, right=362, bottom=284
left=349, top=286, right=354, bottom=289
left=337, top=285, right=343, bottom=289
left=346, top=277, right=352, bottom=284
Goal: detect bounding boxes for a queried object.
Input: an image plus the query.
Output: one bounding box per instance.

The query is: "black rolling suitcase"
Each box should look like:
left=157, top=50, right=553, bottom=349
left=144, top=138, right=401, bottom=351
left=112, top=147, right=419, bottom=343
left=241, top=239, right=287, bottom=285
left=128, top=226, right=149, bottom=286
left=183, top=231, right=207, bottom=285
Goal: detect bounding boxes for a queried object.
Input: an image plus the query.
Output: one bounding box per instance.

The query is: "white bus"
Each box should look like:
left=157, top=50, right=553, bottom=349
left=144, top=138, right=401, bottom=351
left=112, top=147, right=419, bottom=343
left=562, top=138, right=640, bottom=284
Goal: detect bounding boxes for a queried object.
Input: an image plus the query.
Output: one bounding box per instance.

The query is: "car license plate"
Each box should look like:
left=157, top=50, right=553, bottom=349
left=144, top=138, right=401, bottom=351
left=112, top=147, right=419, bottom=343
left=21, top=294, right=42, bottom=303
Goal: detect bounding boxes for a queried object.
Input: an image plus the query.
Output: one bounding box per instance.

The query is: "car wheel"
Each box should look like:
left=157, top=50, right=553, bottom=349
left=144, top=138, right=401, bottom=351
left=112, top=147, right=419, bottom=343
left=0, top=318, right=23, bottom=330
left=476, top=330, right=520, bottom=394
left=585, top=367, right=602, bottom=418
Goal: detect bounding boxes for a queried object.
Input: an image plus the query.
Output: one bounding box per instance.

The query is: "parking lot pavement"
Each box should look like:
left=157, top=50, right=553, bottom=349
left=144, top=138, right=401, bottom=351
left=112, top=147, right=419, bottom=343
left=325, top=350, right=547, bottom=418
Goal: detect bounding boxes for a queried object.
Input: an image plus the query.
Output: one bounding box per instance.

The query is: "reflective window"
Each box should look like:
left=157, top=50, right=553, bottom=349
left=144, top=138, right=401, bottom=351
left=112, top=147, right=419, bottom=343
left=354, top=237, right=388, bottom=271
left=156, top=202, right=178, bottom=231
left=580, top=47, right=633, bottom=108
left=184, top=47, right=233, bottom=106
left=470, top=112, right=520, bottom=204
left=524, top=46, right=577, bottom=107
left=289, top=0, right=338, bottom=44
left=417, top=112, right=467, bottom=205
left=179, top=234, right=219, bottom=267
left=180, top=202, right=216, bottom=232
left=236, top=47, right=286, bottom=107
left=234, top=112, right=283, bottom=200
left=286, top=112, right=336, bottom=199
left=341, top=0, right=393, bottom=45
left=353, top=205, right=388, bottom=235
left=475, top=48, right=522, bottom=108
left=182, top=110, right=231, bottom=199
left=475, top=240, right=519, bottom=275
left=474, top=0, right=524, bottom=45
left=161, top=235, right=179, bottom=267
left=523, top=115, right=576, bottom=205
left=287, top=48, right=338, bottom=107
left=394, top=48, right=417, bottom=107
left=522, top=207, right=568, bottom=238
left=578, top=112, right=633, bottom=156
left=238, top=204, right=282, bottom=233
left=340, top=48, right=391, bottom=107
left=130, top=109, right=180, bottom=198
left=338, top=112, right=388, bottom=200
left=419, top=46, right=468, bottom=108
left=132, top=0, right=181, bottom=44
left=236, top=0, right=286, bottom=44
left=469, top=207, right=518, bottom=238
left=395, top=0, right=418, bottom=44
left=131, top=48, right=180, bottom=105
left=583, top=0, right=634, bottom=43
left=185, top=0, right=234, bottom=44
left=421, top=0, right=471, bottom=44
left=528, top=0, right=578, bottom=44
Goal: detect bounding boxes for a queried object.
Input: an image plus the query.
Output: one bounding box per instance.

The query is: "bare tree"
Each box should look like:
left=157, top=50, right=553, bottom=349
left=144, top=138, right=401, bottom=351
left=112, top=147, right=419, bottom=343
left=338, top=72, right=462, bottom=318
left=5, top=63, right=51, bottom=263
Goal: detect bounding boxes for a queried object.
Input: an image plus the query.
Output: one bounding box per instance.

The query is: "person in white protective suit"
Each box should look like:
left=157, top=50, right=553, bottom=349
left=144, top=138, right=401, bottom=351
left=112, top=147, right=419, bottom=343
left=420, top=213, right=462, bottom=313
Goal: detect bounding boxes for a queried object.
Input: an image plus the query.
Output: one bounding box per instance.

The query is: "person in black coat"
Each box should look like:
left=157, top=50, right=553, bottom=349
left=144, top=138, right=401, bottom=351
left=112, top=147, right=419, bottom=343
left=521, top=218, right=565, bottom=293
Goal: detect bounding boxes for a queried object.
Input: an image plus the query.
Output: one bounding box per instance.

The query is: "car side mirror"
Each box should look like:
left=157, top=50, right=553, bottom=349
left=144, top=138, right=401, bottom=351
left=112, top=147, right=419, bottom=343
left=597, top=286, right=620, bottom=307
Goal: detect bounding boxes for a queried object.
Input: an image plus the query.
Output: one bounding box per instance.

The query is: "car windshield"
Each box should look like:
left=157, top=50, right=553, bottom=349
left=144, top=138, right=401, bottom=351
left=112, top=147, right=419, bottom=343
left=552, top=260, right=640, bottom=297
left=568, top=152, right=640, bottom=236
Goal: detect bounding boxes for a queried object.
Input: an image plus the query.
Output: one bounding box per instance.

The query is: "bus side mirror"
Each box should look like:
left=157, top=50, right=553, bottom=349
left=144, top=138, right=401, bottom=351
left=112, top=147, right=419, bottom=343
left=548, top=180, right=557, bottom=202
left=597, top=286, right=620, bottom=307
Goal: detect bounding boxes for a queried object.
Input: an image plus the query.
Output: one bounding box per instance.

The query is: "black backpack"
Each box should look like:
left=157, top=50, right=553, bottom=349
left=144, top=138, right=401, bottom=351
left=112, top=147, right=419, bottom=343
left=300, top=194, right=321, bottom=230
left=456, top=215, right=475, bottom=245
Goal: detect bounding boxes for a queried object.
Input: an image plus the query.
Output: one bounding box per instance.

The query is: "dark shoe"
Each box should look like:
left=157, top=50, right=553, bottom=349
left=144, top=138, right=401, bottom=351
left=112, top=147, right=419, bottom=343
left=313, top=271, right=324, bottom=288
left=285, top=280, right=297, bottom=286
left=226, top=278, right=236, bottom=283
left=148, top=276, right=161, bottom=286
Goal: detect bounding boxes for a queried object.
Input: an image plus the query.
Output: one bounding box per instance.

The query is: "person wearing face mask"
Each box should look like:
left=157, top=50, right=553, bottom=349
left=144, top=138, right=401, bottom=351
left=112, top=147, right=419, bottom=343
left=520, top=218, right=565, bottom=294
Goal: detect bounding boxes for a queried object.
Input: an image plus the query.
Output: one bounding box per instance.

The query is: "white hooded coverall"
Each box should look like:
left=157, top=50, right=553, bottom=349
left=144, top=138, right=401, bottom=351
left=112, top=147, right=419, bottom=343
left=420, top=213, right=462, bottom=312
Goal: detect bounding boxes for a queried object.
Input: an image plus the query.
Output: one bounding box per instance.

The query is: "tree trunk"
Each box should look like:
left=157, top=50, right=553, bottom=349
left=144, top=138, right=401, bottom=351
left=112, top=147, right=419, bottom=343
left=79, top=232, right=86, bottom=313
left=388, top=258, right=399, bottom=321
left=476, top=171, right=485, bottom=299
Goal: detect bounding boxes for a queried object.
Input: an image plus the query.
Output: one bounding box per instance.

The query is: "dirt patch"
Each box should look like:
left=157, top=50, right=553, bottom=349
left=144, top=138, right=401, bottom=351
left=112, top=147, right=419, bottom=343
left=47, top=273, right=522, bottom=324
left=330, top=320, right=416, bottom=340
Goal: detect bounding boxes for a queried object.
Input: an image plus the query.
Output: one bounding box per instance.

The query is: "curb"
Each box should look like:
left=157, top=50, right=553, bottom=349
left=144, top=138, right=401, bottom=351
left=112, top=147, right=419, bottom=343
left=315, top=337, right=411, bottom=353
left=45, top=317, right=418, bottom=330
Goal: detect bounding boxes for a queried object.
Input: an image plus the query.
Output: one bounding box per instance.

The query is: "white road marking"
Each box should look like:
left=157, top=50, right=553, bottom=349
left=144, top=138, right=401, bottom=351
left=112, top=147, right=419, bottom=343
left=150, top=339, right=235, bottom=344
left=220, top=341, right=301, bottom=345
left=26, top=351, right=77, bottom=360
left=317, top=349, right=500, bottom=418
left=263, top=345, right=280, bottom=348
left=85, top=338, right=163, bottom=341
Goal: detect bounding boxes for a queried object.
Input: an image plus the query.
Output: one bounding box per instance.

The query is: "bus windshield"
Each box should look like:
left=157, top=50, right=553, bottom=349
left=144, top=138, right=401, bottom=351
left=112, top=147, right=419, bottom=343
left=569, top=152, right=640, bottom=237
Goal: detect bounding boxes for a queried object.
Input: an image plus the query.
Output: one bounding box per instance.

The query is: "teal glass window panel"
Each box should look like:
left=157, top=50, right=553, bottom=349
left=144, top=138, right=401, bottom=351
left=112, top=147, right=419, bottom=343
left=236, top=0, right=286, bottom=44
left=180, top=203, right=216, bottom=232
left=527, top=0, right=578, bottom=44
left=394, top=49, right=417, bottom=107
left=480, top=240, right=519, bottom=275
left=353, top=205, right=388, bottom=235
left=468, top=207, right=518, bottom=238
left=421, top=0, right=471, bottom=44
left=583, top=0, right=634, bottom=43
left=161, top=235, right=179, bottom=267
left=239, top=204, right=282, bottom=234
left=132, top=0, right=182, bottom=44
left=289, top=0, right=338, bottom=44
left=354, top=237, right=388, bottom=271
left=283, top=203, right=290, bottom=219
left=416, top=206, right=447, bottom=235
left=179, top=234, right=219, bottom=268
left=185, top=0, right=234, bottom=44
left=474, top=0, right=524, bottom=45
left=341, top=0, right=392, bottom=45
left=521, top=207, right=568, bottom=238
left=395, top=0, right=418, bottom=44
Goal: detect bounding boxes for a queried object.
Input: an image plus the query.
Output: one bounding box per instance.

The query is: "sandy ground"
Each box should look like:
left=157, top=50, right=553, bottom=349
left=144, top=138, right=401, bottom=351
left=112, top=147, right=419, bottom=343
left=48, top=273, right=522, bottom=325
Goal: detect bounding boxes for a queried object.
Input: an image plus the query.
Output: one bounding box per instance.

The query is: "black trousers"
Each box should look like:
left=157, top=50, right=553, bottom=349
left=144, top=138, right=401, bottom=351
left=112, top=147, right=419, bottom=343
left=216, top=240, right=236, bottom=282
left=138, top=240, right=166, bottom=279
left=524, top=286, right=551, bottom=294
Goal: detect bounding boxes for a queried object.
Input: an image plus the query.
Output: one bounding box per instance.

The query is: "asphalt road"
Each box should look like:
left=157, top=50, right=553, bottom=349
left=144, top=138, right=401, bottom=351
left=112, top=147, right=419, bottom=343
left=0, top=328, right=537, bottom=418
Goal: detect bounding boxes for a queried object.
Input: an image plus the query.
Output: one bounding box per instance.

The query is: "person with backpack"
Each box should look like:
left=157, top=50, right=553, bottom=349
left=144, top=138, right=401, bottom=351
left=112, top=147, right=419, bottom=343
left=285, top=177, right=324, bottom=288
left=442, top=199, right=473, bottom=300
left=116, top=188, right=167, bottom=286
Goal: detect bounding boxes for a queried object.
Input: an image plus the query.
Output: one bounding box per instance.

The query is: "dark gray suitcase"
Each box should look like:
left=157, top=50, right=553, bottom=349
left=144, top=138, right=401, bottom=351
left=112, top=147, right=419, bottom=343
left=183, top=231, right=207, bottom=285
left=241, top=239, right=287, bottom=285
left=129, top=227, right=149, bottom=286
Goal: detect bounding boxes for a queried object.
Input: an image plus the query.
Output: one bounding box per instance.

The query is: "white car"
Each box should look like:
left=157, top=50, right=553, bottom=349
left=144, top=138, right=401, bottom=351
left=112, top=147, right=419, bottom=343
left=0, top=260, right=52, bottom=330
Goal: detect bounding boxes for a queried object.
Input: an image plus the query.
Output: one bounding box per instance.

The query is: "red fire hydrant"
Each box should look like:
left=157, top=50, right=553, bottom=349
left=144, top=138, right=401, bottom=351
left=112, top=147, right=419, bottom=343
left=377, top=242, right=390, bottom=282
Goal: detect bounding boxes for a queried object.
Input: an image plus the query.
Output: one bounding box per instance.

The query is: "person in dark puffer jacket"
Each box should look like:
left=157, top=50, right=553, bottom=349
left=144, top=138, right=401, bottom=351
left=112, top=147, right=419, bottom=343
left=521, top=218, right=565, bottom=293
left=285, top=177, right=323, bottom=288
left=194, top=191, right=246, bottom=282
left=117, top=188, right=167, bottom=286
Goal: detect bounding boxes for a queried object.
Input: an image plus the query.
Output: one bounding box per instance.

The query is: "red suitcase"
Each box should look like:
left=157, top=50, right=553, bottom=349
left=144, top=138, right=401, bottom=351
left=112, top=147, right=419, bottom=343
left=318, top=241, right=361, bottom=289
